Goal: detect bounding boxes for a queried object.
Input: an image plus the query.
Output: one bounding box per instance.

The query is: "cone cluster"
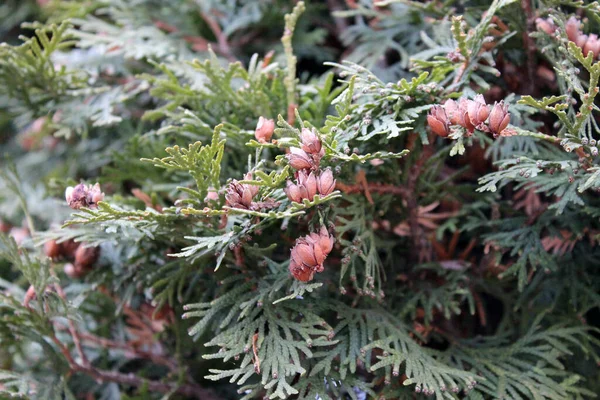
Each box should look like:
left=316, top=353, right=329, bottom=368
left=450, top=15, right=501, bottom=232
left=65, top=182, right=104, bottom=210
left=536, top=16, right=600, bottom=59
left=285, top=128, right=336, bottom=281
left=45, top=239, right=100, bottom=278
left=427, top=95, right=511, bottom=138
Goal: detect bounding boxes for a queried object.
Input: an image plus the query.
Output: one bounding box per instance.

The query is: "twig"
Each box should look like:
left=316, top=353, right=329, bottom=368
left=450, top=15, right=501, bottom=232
left=73, top=363, right=216, bottom=400
left=52, top=275, right=90, bottom=367
left=326, top=0, right=349, bottom=36
left=153, top=19, right=234, bottom=61
left=355, top=170, right=374, bottom=205
left=520, top=0, right=536, bottom=95
left=77, top=330, right=177, bottom=372
left=200, top=12, right=236, bottom=62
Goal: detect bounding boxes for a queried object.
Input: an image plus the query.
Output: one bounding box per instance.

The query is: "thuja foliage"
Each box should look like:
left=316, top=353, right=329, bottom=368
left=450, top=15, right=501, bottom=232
left=2, top=0, right=600, bottom=399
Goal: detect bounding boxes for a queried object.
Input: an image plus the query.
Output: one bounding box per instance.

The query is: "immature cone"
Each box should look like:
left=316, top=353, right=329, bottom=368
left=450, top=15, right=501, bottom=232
left=65, top=183, right=104, bottom=209
left=74, top=245, right=100, bottom=269
left=426, top=105, right=450, bottom=137
left=287, top=147, right=314, bottom=170
left=299, top=128, right=323, bottom=156
left=535, top=17, right=556, bottom=35
left=444, top=100, right=460, bottom=125
left=317, top=168, right=336, bottom=196
left=565, top=17, right=581, bottom=43
left=289, top=257, right=314, bottom=282
left=60, top=239, right=80, bottom=259
left=204, top=189, right=219, bottom=203
left=466, top=95, right=490, bottom=128
left=0, top=220, right=10, bottom=233
left=583, top=34, right=600, bottom=59
left=444, top=99, right=475, bottom=133
left=457, top=98, right=475, bottom=133
left=575, top=34, right=589, bottom=49
left=254, top=116, right=275, bottom=143
left=44, top=240, right=61, bottom=260
left=289, top=226, right=335, bottom=282
left=285, top=170, right=318, bottom=203
left=488, top=101, right=511, bottom=136
left=225, top=180, right=259, bottom=209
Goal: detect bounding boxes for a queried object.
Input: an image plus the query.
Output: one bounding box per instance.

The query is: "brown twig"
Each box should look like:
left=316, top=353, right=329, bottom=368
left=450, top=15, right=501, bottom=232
left=471, top=288, right=487, bottom=327
left=326, top=0, right=349, bottom=36
left=53, top=275, right=90, bottom=367
left=73, top=363, right=215, bottom=400
left=50, top=327, right=219, bottom=400
left=76, top=330, right=177, bottom=372
left=520, top=0, right=536, bottom=95
left=48, top=283, right=220, bottom=399
left=355, top=170, right=374, bottom=205
left=153, top=19, right=235, bottom=61
left=200, top=12, right=236, bottom=62
left=252, top=332, right=261, bottom=374
left=406, top=157, right=427, bottom=262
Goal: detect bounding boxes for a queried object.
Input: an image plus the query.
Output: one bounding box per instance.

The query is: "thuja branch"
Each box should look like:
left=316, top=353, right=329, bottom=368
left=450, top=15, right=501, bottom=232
left=282, top=1, right=306, bottom=123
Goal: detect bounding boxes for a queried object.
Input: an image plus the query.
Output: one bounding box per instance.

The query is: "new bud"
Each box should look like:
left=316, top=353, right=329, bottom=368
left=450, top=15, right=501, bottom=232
left=426, top=105, right=450, bottom=137
left=254, top=116, right=275, bottom=143
left=488, top=101, right=511, bottom=135
left=204, top=189, right=219, bottom=203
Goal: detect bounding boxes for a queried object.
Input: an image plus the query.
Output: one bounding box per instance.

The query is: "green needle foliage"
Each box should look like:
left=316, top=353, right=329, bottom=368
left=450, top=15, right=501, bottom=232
left=1, top=0, right=600, bottom=399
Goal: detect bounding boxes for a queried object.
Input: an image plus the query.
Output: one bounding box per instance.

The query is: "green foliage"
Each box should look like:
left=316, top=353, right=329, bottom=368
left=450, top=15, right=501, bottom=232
left=0, top=21, right=84, bottom=118
left=2, top=0, right=600, bottom=399
left=142, top=125, right=226, bottom=202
